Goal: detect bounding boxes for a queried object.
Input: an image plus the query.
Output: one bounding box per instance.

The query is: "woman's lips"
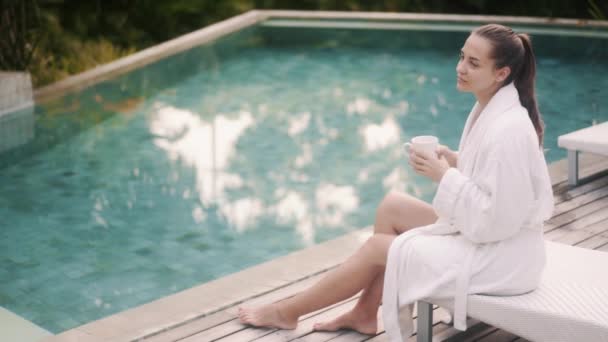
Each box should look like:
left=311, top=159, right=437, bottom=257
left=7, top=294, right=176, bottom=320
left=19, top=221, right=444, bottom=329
left=457, top=76, right=467, bottom=83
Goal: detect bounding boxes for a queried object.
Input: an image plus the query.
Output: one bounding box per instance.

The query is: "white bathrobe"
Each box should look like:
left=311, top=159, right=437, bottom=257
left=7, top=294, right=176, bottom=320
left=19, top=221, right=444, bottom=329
left=382, top=83, right=555, bottom=342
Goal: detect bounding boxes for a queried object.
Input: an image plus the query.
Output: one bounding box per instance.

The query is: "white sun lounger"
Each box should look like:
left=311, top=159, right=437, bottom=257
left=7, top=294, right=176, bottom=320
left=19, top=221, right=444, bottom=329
left=416, top=241, right=608, bottom=342
left=557, top=122, right=608, bottom=186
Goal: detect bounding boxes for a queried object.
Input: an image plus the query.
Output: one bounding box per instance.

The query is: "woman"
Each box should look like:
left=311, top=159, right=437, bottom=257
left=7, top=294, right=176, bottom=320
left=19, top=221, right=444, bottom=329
left=239, top=23, right=554, bottom=341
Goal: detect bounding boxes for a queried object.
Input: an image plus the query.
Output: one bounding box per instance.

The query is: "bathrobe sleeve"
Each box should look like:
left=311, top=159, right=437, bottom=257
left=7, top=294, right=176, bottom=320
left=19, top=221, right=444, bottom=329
left=432, top=132, right=536, bottom=244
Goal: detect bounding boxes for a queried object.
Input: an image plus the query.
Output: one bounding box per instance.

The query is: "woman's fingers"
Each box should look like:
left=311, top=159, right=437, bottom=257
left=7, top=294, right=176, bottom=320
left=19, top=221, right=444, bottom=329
left=411, top=151, right=431, bottom=163
left=409, top=151, right=430, bottom=175
left=409, top=153, right=423, bottom=167
left=437, top=145, right=450, bottom=158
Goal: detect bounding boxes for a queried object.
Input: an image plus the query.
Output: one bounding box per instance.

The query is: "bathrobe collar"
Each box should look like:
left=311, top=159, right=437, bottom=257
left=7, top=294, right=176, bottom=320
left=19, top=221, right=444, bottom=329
left=458, top=82, right=520, bottom=174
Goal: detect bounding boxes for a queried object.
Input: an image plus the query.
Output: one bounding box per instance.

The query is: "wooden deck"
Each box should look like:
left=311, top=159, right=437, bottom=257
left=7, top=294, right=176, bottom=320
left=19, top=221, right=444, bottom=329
left=138, top=168, right=608, bottom=342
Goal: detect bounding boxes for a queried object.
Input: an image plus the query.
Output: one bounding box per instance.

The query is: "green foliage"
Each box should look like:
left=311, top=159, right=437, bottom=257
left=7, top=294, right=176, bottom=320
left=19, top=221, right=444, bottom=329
left=588, top=0, right=607, bottom=20
left=0, top=0, right=42, bottom=71
left=2, top=0, right=606, bottom=86
left=26, top=10, right=135, bottom=86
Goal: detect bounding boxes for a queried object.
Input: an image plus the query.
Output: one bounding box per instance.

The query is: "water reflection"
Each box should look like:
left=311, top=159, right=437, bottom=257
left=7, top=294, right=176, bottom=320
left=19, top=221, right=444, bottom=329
left=361, top=116, right=400, bottom=152
left=147, top=102, right=371, bottom=243
left=347, top=97, right=372, bottom=115
left=288, top=112, right=311, bottom=136
left=148, top=103, right=252, bottom=206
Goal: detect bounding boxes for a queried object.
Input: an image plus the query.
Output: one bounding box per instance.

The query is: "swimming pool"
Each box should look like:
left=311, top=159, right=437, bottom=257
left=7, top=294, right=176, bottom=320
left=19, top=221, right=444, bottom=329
left=1, top=17, right=607, bottom=333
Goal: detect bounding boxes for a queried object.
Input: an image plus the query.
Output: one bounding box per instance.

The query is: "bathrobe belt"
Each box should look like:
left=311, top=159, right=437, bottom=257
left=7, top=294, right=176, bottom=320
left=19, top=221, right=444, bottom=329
left=452, top=223, right=541, bottom=331
left=453, top=244, right=477, bottom=331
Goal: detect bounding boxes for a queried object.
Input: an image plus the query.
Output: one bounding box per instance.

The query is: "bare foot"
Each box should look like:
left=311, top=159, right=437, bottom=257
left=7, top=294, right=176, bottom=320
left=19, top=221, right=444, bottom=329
left=313, top=309, right=377, bottom=335
left=238, top=303, right=298, bottom=330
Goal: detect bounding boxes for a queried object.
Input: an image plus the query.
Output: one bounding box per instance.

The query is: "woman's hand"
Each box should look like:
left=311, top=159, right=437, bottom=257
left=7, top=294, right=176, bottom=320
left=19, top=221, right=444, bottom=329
left=437, top=145, right=458, bottom=168
left=409, top=149, right=450, bottom=183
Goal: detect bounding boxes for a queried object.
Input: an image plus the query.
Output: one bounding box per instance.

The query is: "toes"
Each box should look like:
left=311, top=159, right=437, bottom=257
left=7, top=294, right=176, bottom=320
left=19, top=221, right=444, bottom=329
left=239, top=311, right=252, bottom=324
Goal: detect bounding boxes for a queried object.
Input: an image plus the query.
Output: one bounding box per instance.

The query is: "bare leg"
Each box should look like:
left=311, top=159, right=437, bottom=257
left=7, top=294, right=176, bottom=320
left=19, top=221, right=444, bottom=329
left=313, top=191, right=437, bottom=333
left=239, top=191, right=437, bottom=332
left=238, top=234, right=394, bottom=329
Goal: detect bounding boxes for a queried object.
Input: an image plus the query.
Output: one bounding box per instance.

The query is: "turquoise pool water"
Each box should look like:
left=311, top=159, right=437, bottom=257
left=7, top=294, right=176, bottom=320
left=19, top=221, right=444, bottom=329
left=1, top=21, right=607, bottom=332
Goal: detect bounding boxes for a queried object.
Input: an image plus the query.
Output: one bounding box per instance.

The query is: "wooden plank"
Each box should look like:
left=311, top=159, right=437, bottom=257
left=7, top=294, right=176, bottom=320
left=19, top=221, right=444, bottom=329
left=597, top=243, right=608, bottom=252
left=178, top=319, right=248, bottom=342
left=292, top=330, right=348, bottom=342
left=553, top=176, right=608, bottom=200
left=474, top=328, right=520, bottom=341
left=574, top=233, right=608, bottom=250
left=143, top=311, right=234, bottom=342
left=555, top=213, right=608, bottom=245
left=364, top=333, right=388, bottom=341
left=210, top=323, right=275, bottom=342
left=545, top=195, right=608, bottom=232
left=553, top=174, right=608, bottom=204
left=551, top=185, right=608, bottom=218
left=547, top=217, right=608, bottom=246
left=551, top=202, right=608, bottom=233
left=324, top=330, right=370, bottom=341
left=420, top=318, right=482, bottom=342
left=147, top=271, right=331, bottom=341
left=452, top=324, right=497, bottom=342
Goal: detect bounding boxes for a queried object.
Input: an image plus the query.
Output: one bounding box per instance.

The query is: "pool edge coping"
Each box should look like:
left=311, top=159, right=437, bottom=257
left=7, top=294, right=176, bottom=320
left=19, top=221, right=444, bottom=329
left=33, top=10, right=608, bottom=105
left=39, top=153, right=608, bottom=342
left=262, top=10, right=608, bottom=27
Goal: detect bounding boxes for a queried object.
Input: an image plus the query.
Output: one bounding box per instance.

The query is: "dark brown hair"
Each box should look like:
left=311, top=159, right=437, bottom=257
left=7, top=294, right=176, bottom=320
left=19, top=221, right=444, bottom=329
left=473, top=24, right=544, bottom=146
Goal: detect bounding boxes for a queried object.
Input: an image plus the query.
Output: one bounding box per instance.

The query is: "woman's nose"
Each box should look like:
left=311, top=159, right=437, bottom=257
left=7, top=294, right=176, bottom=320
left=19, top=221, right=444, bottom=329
left=456, top=60, right=465, bottom=74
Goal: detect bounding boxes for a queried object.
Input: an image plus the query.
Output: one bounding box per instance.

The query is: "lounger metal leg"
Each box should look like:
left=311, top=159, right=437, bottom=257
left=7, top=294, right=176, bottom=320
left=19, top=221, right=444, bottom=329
left=417, top=301, right=433, bottom=342
left=568, top=150, right=579, bottom=186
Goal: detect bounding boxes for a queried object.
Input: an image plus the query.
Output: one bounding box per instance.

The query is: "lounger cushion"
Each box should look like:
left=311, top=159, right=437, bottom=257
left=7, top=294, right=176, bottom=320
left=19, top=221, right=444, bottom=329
left=557, top=122, right=608, bottom=156
left=431, top=241, right=608, bottom=342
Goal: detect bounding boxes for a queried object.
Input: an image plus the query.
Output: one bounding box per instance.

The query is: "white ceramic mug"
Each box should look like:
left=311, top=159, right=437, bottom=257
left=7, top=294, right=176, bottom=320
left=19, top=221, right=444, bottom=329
left=403, top=135, right=439, bottom=159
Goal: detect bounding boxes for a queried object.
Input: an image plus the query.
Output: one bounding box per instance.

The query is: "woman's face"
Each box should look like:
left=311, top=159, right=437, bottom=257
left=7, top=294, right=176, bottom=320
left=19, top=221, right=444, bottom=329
left=456, top=34, right=508, bottom=95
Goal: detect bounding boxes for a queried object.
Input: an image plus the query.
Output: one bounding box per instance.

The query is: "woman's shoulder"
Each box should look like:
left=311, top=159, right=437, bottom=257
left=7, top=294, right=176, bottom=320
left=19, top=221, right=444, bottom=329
left=489, top=106, right=538, bottom=147
left=501, top=104, right=532, bottom=125
left=494, top=105, right=536, bottom=134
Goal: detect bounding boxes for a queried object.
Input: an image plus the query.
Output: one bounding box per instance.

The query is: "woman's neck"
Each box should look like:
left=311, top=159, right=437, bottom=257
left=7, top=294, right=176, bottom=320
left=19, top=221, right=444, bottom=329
left=475, top=83, right=502, bottom=108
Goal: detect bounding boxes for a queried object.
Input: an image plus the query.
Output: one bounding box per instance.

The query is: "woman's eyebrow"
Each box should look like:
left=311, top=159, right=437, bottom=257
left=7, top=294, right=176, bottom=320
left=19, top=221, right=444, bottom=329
left=460, top=50, right=480, bottom=62
left=460, top=50, right=479, bottom=62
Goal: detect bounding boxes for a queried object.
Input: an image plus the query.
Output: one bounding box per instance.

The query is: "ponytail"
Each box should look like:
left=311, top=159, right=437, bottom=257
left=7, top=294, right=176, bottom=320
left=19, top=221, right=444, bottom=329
left=473, top=24, right=545, bottom=147
left=516, top=34, right=544, bottom=147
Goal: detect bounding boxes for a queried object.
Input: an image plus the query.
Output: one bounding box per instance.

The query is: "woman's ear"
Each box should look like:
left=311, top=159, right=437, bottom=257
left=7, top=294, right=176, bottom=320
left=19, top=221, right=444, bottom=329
left=495, top=66, right=511, bottom=83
